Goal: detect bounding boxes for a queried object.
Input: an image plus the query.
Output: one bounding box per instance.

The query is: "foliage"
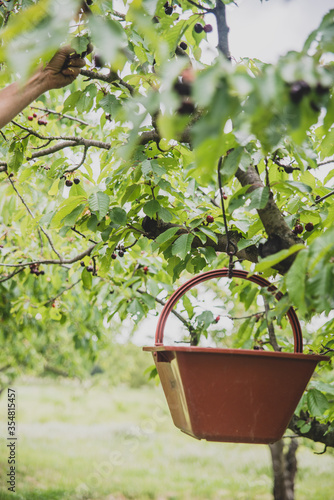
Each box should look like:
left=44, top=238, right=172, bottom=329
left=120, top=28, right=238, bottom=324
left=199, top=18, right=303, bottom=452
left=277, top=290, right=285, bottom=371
left=0, top=0, right=333, bottom=442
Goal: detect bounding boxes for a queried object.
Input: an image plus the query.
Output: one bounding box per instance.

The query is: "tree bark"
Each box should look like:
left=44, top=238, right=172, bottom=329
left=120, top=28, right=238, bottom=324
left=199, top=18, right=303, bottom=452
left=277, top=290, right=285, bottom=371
left=269, top=438, right=298, bottom=500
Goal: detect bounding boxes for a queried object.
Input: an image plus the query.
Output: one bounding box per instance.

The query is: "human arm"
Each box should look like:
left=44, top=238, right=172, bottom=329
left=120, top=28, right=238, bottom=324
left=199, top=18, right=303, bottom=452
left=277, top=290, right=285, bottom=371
left=0, top=45, right=86, bottom=129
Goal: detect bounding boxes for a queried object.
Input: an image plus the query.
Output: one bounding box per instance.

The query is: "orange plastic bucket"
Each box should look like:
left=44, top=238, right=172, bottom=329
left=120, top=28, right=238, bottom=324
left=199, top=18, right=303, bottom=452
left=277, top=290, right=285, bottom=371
left=143, top=269, right=328, bottom=444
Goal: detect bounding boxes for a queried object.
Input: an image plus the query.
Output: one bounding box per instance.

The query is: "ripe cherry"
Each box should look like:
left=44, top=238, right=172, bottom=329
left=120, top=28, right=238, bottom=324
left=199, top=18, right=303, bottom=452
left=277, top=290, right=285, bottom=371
left=179, top=41, right=187, bottom=50
left=118, top=250, right=124, bottom=257
left=28, top=116, right=33, bottom=121
left=204, top=24, right=213, bottom=33
left=74, top=178, right=80, bottom=185
left=33, top=113, right=38, bottom=118
left=194, top=23, right=203, bottom=33
left=112, top=253, right=117, bottom=259
left=65, top=179, right=73, bottom=187
left=223, top=194, right=228, bottom=200
left=86, top=265, right=94, bottom=273
left=206, top=214, right=214, bottom=223
left=80, top=261, right=85, bottom=267
left=305, top=222, right=314, bottom=232
left=293, top=224, right=303, bottom=234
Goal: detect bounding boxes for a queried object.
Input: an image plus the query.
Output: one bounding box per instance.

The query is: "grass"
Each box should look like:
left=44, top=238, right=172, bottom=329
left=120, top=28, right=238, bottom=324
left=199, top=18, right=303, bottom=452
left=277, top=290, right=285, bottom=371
left=0, top=378, right=333, bottom=500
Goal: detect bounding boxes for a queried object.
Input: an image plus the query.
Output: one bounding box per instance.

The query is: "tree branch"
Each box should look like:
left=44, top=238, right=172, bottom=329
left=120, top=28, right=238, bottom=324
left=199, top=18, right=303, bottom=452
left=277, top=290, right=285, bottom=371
left=213, top=1, right=231, bottom=60
left=288, top=414, right=334, bottom=448
left=80, top=69, right=135, bottom=95
left=29, top=106, right=89, bottom=126
left=0, top=244, right=96, bottom=268
left=187, top=0, right=214, bottom=12
left=142, top=216, right=258, bottom=263
left=235, top=165, right=303, bottom=272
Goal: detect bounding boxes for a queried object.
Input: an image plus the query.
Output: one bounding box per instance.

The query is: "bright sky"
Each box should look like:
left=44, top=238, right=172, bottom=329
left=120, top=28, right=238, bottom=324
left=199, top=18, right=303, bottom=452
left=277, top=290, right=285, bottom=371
left=206, top=0, right=334, bottom=63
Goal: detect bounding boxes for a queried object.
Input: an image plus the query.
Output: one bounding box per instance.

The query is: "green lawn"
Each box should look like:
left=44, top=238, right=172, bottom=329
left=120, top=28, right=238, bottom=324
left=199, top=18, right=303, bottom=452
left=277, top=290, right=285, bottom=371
left=0, top=379, right=333, bottom=500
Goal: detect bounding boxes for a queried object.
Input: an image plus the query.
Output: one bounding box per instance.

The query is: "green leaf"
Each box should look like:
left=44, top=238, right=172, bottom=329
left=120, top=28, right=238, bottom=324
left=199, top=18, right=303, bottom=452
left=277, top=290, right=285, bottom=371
left=88, top=192, right=110, bottom=220
left=109, top=207, right=127, bottom=226
left=7, top=149, right=24, bottom=173
left=143, top=200, right=160, bottom=218
left=198, top=226, right=218, bottom=244
left=99, top=94, right=120, bottom=115
left=158, top=206, right=173, bottom=223
left=285, top=249, right=309, bottom=314
left=300, top=422, right=312, bottom=434
left=247, top=186, right=270, bottom=210
left=140, top=293, right=156, bottom=310
left=309, top=381, right=334, bottom=396
left=62, top=204, right=85, bottom=227
left=88, top=16, right=126, bottom=65
left=284, top=181, right=313, bottom=194
left=254, top=244, right=305, bottom=273
left=71, top=36, right=90, bottom=56
left=63, top=91, right=81, bottom=113
left=307, top=388, right=329, bottom=418
left=153, top=227, right=179, bottom=247
left=237, top=235, right=262, bottom=251
left=219, top=147, right=242, bottom=184
left=81, top=268, right=92, bottom=290
left=172, top=233, right=194, bottom=260
left=50, top=196, right=87, bottom=229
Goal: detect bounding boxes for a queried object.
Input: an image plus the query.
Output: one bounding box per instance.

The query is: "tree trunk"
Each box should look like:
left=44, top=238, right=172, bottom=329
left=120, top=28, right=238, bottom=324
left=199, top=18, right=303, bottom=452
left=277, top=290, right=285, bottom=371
left=269, top=438, right=298, bottom=500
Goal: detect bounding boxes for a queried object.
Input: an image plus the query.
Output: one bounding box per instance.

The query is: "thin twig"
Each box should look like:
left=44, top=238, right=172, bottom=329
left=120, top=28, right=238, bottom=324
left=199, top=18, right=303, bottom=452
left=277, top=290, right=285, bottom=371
left=30, top=106, right=89, bottom=126
left=111, top=9, right=126, bottom=19
left=71, top=227, right=97, bottom=244
left=66, top=145, right=88, bottom=173
left=80, top=69, right=135, bottom=95
left=315, top=190, right=334, bottom=204
left=43, top=279, right=81, bottom=306
left=0, top=267, right=25, bottom=283
left=8, top=177, right=62, bottom=260
left=0, top=244, right=96, bottom=267
left=187, top=0, right=214, bottom=12
left=318, top=159, right=334, bottom=167
left=137, top=288, right=191, bottom=329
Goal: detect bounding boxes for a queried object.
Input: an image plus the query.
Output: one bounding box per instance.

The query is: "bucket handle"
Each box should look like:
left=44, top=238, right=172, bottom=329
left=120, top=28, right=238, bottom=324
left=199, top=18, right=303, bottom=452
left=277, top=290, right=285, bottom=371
left=155, top=268, right=303, bottom=353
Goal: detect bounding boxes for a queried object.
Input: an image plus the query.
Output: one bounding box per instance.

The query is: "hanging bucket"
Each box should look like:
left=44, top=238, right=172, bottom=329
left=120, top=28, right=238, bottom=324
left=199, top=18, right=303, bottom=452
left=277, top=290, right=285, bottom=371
left=143, top=269, right=329, bottom=444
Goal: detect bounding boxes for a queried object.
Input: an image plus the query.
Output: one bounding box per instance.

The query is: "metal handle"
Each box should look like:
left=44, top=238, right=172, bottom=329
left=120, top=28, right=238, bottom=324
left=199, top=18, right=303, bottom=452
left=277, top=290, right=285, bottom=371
left=155, top=268, right=303, bottom=353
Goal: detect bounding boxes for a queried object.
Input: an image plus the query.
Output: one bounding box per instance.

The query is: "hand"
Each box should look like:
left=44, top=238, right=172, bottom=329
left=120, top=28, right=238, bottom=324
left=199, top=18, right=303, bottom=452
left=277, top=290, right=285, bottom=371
left=40, top=45, right=88, bottom=91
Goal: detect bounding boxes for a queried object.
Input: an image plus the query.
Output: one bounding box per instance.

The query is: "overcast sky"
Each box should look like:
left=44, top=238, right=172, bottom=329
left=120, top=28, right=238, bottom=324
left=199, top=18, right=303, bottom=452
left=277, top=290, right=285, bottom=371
left=206, top=0, right=334, bottom=63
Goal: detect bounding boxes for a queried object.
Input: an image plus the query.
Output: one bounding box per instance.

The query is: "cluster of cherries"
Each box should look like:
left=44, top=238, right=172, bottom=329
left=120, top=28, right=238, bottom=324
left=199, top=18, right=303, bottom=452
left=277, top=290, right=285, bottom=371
left=293, top=222, right=314, bottom=234
left=65, top=177, right=80, bottom=187
left=112, top=245, right=126, bottom=260
left=194, top=23, right=213, bottom=33
left=28, top=113, right=48, bottom=126
left=29, top=263, right=45, bottom=276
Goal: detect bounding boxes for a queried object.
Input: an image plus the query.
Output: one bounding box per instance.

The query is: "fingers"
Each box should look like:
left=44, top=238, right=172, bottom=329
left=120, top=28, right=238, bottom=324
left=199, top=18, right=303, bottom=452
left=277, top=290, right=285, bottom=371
left=67, top=58, right=86, bottom=69
left=61, top=67, right=81, bottom=78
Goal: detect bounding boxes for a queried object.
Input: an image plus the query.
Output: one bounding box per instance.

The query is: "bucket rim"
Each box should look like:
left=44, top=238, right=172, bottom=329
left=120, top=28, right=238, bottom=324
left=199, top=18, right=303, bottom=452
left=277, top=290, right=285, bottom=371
left=143, top=345, right=329, bottom=362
